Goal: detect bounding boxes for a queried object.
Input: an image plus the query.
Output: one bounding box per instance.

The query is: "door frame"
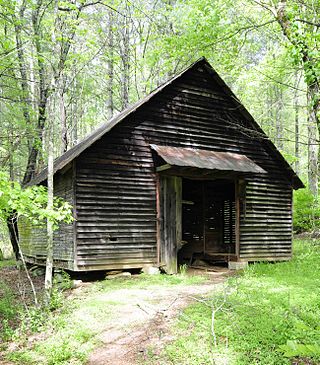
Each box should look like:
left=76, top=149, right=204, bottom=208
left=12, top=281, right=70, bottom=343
left=156, top=175, right=242, bottom=272
left=156, top=175, right=182, bottom=274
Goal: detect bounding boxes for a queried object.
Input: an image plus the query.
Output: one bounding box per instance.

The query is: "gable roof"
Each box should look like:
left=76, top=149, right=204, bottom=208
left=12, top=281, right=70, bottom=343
left=28, top=57, right=304, bottom=189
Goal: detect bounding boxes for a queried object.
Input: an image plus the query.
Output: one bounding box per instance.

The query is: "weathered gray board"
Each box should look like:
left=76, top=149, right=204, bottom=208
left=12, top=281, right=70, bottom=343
left=159, top=176, right=182, bottom=274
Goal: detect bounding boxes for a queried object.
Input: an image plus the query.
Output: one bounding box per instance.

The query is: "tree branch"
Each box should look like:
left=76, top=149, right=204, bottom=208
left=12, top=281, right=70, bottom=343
left=295, top=18, right=320, bottom=28
left=205, top=19, right=277, bottom=49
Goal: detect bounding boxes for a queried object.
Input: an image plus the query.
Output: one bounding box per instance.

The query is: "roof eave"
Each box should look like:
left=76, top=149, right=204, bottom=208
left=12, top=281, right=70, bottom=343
left=26, top=57, right=304, bottom=190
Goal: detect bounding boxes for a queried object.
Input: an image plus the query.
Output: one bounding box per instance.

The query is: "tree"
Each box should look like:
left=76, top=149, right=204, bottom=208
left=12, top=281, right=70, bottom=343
left=0, top=170, right=73, bottom=305
left=252, top=0, right=319, bottom=193
left=0, top=0, right=314, bottom=243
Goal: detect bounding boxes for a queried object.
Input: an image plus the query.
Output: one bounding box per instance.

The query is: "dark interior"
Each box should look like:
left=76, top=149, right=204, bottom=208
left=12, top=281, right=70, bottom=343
left=178, top=178, right=236, bottom=264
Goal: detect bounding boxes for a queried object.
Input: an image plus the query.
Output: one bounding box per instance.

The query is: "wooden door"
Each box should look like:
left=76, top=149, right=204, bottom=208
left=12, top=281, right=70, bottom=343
left=159, top=176, right=182, bottom=274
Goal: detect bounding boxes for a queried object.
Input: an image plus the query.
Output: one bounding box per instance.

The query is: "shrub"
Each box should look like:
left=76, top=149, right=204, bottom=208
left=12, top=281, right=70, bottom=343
left=293, top=189, right=320, bottom=233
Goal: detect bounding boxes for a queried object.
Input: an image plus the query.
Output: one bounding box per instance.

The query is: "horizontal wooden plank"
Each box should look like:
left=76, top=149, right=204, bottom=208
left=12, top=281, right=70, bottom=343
left=77, top=256, right=157, bottom=264
left=77, top=232, right=156, bottom=239
left=77, top=243, right=156, bottom=251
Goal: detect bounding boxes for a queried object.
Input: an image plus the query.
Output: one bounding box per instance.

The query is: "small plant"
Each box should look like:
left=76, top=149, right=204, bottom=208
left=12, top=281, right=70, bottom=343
left=19, top=306, right=49, bottom=334
left=0, top=319, right=15, bottom=342
left=279, top=340, right=320, bottom=358
left=54, top=270, right=73, bottom=291
left=47, top=271, right=72, bottom=311
left=179, top=263, right=188, bottom=275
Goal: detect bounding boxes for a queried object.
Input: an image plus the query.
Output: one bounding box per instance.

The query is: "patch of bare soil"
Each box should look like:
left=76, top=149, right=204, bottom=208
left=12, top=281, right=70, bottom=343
left=292, top=358, right=318, bottom=365
left=0, top=264, right=44, bottom=300
left=87, top=267, right=231, bottom=365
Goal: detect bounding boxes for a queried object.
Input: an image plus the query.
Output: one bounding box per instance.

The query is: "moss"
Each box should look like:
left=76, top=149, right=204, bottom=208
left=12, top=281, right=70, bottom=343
left=18, top=217, right=32, bottom=254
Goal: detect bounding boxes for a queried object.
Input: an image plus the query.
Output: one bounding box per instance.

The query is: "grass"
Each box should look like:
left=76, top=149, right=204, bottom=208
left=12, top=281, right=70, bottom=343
left=4, top=240, right=319, bottom=365
left=0, top=258, right=16, bottom=269
left=144, top=239, right=320, bottom=365
left=0, top=259, right=21, bottom=343
left=2, top=272, right=206, bottom=365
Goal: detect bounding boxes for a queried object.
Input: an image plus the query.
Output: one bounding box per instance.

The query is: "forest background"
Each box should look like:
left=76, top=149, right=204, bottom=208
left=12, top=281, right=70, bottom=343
left=0, top=0, right=320, bottom=257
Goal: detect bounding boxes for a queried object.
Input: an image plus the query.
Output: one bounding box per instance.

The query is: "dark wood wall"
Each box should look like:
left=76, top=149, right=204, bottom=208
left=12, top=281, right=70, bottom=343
left=75, top=139, right=158, bottom=270
left=19, top=167, right=75, bottom=269
left=73, top=64, right=293, bottom=270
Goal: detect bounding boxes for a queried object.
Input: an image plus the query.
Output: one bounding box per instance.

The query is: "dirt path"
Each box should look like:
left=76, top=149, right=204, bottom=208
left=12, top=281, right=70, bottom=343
left=87, top=268, right=231, bottom=365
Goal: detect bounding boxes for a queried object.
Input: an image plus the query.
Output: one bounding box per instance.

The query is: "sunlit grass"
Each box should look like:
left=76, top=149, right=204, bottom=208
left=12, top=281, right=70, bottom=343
left=145, top=239, right=320, bottom=365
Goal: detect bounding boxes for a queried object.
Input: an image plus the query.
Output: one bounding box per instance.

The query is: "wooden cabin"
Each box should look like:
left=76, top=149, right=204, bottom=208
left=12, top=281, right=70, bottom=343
left=19, top=57, right=303, bottom=274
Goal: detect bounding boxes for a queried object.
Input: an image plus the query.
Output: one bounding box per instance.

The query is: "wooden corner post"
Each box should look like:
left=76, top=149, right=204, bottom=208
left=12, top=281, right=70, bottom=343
left=235, top=179, right=241, bottom=260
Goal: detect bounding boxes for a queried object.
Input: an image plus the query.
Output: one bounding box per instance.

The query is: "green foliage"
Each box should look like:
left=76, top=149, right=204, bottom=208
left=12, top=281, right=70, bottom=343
left=293, top=188, right=320, bottom=232
left=0, top=170, right=73, bottom=228
left=0, top=0, right=313, bottom=189
left=0, top=282, right=20, bottom=342
left=0, top=277, right=72, bottom=346
left=145, top=240, right=320, bottom=365
left=279, top=340, right=320, bottom=358
left=0, top=259, right=16, bottom=268
left=178, top=263, right=188, bottom=275
left=0, top=271, right=73, bottom=347
left=53, top=271, right=73, bottom=291
left=4, top=272, right=206, bottom=364
left=19, top=306, right=49, bottom=335
left=49, top=272, right=73, bottom=311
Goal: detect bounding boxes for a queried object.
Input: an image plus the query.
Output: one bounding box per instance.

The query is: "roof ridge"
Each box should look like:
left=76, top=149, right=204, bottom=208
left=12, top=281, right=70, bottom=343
left=27, top=57, right=303, bottom=189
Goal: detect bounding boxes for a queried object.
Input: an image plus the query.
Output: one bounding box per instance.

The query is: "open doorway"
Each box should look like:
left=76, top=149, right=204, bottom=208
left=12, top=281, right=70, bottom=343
left=178, top=179, right=236, bottom=265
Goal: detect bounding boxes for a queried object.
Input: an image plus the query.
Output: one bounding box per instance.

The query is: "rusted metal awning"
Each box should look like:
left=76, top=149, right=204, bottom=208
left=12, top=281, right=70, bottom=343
left=150, top=145, right=266, bottom=174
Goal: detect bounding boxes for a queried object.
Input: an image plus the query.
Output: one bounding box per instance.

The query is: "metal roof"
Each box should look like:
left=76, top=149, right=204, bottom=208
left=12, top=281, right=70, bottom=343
left=27, top=58, right=206, bottom=186
left=150, top=145, right=266, bottom=174
left=27, top=57, right=304, bottom=189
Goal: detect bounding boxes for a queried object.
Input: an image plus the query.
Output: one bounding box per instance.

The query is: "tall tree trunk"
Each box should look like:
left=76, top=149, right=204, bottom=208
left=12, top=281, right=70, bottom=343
left=45, top=0, right=59, bottom=304
left=266, top=87, right=274, bottom=138
left=107, top=10, right=114, bottom=119
left=8, top=5, right=32, bottom=254
left=121, top=3, right=130, bottom=108
left=45, top=115, right=54, bottom=304
left=307, top=91, right=318, bottom=195
left=60, top=90, right=68, bottom=153
left=307, top=81, right=320, bottom=142
left=23, top=1, right=49, bottom=185
left=71, top=75, right=78, bottom=146
left=275, top=86, right=283, bottom=150
left=294, top=73, right=300, bottom=175
left=7, top=138, right=19, bottom=260
left=275, top=0, right=320, bottom=192
left=13, top=2, right=39, bottom=186
left=7, top=215, right=20, bottom=260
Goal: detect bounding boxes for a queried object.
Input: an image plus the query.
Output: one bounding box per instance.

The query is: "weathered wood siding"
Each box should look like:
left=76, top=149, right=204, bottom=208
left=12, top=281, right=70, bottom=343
left=240, top=178, right=292, bottom=260
left=159, top=176, right=182, bottom=274
left=75, top=143, right=158, bottom=270
left=19, top=166, right=75, bottom=269
left=74, top=64, right=293, bottom=270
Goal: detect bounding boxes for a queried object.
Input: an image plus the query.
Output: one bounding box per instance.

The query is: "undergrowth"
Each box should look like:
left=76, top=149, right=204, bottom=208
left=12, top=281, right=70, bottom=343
left=0, top=258, right=16, bottom=269
left=0, top=260, right=21, bottom=343
left=145, top=239, right=320, bottom=365
left=2, top=271, right=205, bottom=365
left=0, top=282, right=20, bottom=343
left=0, top=268, right=72, bottom=347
